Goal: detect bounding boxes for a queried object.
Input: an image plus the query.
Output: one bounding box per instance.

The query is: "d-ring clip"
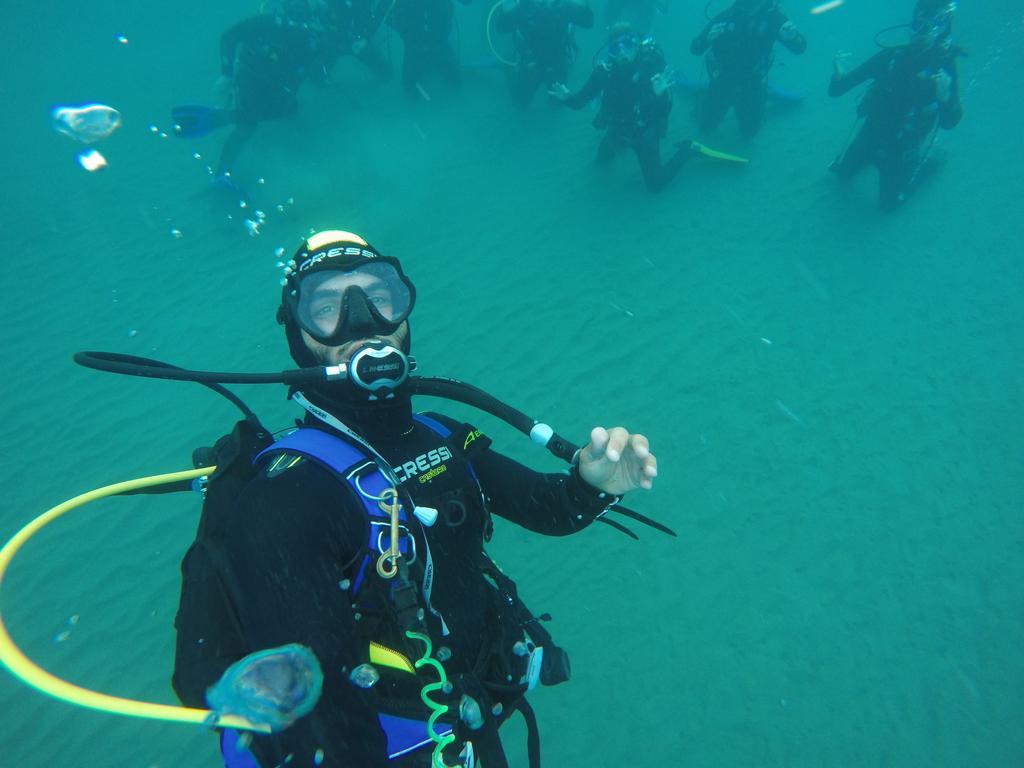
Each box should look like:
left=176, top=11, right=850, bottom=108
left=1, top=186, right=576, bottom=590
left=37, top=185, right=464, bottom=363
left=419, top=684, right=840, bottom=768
left=375, top=487, right=401, bottom=579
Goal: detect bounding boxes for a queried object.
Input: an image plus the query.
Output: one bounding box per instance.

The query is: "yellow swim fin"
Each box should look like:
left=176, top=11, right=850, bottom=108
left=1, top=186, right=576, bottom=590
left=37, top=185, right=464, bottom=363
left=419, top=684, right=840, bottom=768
left=690, top=141, right=749, bottom=164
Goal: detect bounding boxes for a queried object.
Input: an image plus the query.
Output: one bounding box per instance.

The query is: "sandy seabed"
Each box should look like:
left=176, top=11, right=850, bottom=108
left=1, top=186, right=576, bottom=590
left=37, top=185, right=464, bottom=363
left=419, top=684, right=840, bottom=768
left=1, top=1, right=1021, bottom=765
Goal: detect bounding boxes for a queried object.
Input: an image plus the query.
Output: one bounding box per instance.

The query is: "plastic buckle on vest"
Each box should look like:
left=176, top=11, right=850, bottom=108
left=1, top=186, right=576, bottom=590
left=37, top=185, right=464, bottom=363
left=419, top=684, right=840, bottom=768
left=190, top=475, right=209, bottom=499
left=524, top=645, right=544, bottom=692
left=391, top=575, right=424, bottom=632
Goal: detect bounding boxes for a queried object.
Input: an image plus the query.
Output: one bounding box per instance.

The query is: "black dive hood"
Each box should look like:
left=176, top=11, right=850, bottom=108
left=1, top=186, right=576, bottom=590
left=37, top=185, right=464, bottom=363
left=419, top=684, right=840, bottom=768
left=73, top=350, right=675, bottom=539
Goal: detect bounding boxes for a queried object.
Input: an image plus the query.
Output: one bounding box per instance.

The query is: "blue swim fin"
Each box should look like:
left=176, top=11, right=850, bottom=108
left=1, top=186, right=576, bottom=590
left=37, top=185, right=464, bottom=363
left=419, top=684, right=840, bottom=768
left=209, top=172, right=253, bottom=209
left=171, top=104, right=227, bottom=138
left=766, top=83, right=806, bottom=103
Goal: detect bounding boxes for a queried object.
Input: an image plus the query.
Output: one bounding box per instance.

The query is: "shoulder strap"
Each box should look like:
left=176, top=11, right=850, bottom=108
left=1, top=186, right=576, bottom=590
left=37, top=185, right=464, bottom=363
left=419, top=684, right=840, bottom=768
left=255, top=428, right=447, bottom=633
left=254, top=427, right=367, bottom=474
left=412, top=412, right=450, bottom=438
left=414, top=413, right=492, bottom=470
left=255, top=429, right=417, bottom=593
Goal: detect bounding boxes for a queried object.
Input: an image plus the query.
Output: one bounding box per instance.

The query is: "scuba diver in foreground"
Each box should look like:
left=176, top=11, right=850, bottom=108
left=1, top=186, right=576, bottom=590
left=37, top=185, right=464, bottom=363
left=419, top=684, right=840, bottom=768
left=827, top=0, right=963, bottom=211
left=169, top=229, right=664, bottom=767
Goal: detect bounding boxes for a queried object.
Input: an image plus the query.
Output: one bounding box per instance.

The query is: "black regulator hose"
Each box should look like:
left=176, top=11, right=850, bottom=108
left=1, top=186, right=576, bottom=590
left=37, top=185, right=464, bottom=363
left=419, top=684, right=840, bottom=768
left=410, top=376, right=580, bottom=463
left=74, top=352, right=582, bottom=464
left=74, top=351, right=324, bottom=387
left=73, top=350, right=675, bottom=537
left=74, top=354, right=290, bottom=423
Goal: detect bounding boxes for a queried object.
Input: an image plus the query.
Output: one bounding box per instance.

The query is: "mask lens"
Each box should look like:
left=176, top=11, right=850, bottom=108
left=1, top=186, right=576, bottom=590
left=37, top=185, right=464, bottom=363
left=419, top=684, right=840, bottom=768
left=609, top=36, right=637, bottom=59
left=913, top=2, right=955, bottom=38
left=295, top=261, right=412, bottom=341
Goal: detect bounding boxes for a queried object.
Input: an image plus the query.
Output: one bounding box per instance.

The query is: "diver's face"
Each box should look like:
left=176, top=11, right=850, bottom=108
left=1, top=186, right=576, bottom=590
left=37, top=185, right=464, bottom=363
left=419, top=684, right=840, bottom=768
left=301, top=320, right=409, bottom=366
left=608, top=35, right=638, bottom=63
left=911, top=2, right=955, bottom=49
left=910, top=24, right=947, bottom=52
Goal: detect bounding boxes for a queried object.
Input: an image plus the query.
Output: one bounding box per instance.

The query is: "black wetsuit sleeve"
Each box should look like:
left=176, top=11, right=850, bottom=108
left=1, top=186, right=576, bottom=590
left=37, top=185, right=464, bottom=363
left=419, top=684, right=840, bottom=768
left=470, top=447, right=615, bottom=535
left=172, top=537, right=248, bottom=707
left=828, top=49, right=887, bottom=98
left=564, top=65, right=608, bottom=108
left=690, top=11, right=728, bottom=55
left=939, top=58, right=963, bottom=129
left=773, top=11, right=807, bottom=55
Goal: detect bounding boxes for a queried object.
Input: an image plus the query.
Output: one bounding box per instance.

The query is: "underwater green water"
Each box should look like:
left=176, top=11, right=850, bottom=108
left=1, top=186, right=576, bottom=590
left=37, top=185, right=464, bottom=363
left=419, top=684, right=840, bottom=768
left=1, top=1, right=1021, bottom=765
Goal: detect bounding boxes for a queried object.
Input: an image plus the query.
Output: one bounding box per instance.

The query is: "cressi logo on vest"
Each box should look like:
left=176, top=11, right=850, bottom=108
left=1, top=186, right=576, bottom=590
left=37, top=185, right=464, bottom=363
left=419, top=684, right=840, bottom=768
left=393, top=444, right=453, bottom=483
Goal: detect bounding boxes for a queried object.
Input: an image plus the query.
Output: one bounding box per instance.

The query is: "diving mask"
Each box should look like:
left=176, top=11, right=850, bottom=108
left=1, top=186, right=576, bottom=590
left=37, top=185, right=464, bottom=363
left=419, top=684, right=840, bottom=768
left=285, top=258, right=416, bottom=346
left=608, top=34, right=639, bottom=61
left=911, top=1, right=956, bottom=48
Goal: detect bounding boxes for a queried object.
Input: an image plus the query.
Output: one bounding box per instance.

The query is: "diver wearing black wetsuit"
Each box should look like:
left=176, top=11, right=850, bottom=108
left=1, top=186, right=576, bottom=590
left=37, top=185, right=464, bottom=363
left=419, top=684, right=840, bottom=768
left=828, top=2, right=963, bottom=210
left=494, top=0, right=594, bottom=108
left=553, top=26, right=693, bottom=192
left=175, top=406, right=607, bottom=767
left=172, top=230, right=660, bottom=768
left=689, top=0, right=806, bottom=137
left=389, top=0, right=462, bottom=99
left=214, top=10, right=321, bottom=177
left=320, top=0, right=393, bottom=81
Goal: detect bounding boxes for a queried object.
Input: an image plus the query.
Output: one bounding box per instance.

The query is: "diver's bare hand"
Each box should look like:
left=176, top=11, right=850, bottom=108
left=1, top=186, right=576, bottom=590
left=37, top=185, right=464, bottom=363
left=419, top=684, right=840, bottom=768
left=214, top=75, right=233, bottom=98
left=832, top=51, right=852, bottom=76
left=577, top=427, right=657, bottom=496
left=706, top=22, right=729, bottom=43
left=932, top=69, right=952, bottom=102
left=651, top=68, right=674, bottom=96
left=548, top=82, right=570, bottom=102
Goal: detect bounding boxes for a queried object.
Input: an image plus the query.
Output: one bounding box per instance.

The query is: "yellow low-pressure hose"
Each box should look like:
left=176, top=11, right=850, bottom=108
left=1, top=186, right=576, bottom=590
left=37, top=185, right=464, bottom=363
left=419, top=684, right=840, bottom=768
left=0, top=467, right=270, bottom=733
left=486, top=1, right=518, bottom=67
